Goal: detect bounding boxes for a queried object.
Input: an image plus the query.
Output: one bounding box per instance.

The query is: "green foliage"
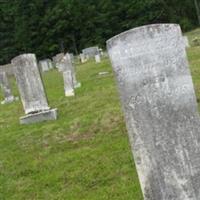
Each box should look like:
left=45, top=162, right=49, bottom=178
left=0, top=0, right=199, bottom=63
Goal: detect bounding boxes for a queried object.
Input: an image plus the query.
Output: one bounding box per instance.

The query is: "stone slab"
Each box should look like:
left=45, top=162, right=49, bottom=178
left=107, top=24, right=200, bottom=200
left=20, top=108, right=57, bottom=124
left=12, top=54, right=50, bottom=114
left=63, top=70, right=75, bottom=97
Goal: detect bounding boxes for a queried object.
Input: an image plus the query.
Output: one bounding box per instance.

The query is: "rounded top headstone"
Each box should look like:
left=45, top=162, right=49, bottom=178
left=12, top=53, right=36, bottom=62
left=107, top=23, right=181, bottom=46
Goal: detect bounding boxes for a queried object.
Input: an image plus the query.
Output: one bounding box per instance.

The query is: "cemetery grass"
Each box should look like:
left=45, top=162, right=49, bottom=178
left=0, top=58, right=143, bottom=199
left=1, top=31, right=200, bottom=199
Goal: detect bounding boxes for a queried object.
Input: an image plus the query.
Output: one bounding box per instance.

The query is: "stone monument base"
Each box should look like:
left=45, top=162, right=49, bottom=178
left=20, top=108, right=57, bottom=124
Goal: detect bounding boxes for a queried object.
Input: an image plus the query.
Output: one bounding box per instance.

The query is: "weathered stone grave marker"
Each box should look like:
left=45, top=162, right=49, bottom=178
left=0, top=71, right=16, bottom=104
left=63, top=70, right=74, bottom=96
left=80, top=53, right=87, bottom=63
left=69, top=53, right=75, bottom=64
left=82, top=46, right=99, bottom=59
left=12, top=54, right=57, bottom=124
left=107, top=24, right=200, bottom=200
left=61, top=53, right=81, bottom=96
left=39, top=59, right=53, bottom=72
left=183, top=36, right=190, bottom=48
left=47, top=59, right=53, bottom=69
left=95, top=54, right=101, bottom=63
left=53, top=53, right=64, bottom=71
left=0, top=64, right=14, bottom=76
left=39, top=59, right=49, bottom=72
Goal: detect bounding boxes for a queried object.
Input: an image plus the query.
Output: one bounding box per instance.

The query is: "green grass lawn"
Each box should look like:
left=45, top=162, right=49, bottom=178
left=0, top=58, right=143, bottom=199
left=1, top=28, right=200, bottom=200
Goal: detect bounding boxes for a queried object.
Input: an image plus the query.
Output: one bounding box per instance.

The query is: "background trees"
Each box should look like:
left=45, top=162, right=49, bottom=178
left=0, top=0, right=198, bottom=64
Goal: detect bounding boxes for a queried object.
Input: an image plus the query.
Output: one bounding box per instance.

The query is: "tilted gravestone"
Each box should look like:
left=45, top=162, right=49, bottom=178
left=0, top=71, right=17, bottom=104
left=11, top=54, right=57, bottom=124
left=107, top=24, right=200, bottom=199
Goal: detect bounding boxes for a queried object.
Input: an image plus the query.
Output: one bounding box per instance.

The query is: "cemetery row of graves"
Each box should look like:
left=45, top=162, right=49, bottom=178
left=0, top=46, right=103, bottom=124
left=1, top=23, right=200, bottom=199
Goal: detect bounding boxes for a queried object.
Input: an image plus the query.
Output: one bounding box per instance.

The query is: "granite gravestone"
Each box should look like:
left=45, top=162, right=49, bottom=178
left=39, top=59, right=49, bottom=72
left=80, top=53, right=87, bottom=63
left=0, top=64, right=14, bottom=76
left=0, top=71, right=16, bottom=104
left=61, top=53, right=81, bottom=89
left=46, top=59, right=53, bottom=69
left=12, top=54, right=57, bottom=124
left=69, top=53, right=75, bottom=64
left=183, top=36, right=190, bottom=48
left=53, top=53, right=64, bottom=71
left=63, top=70, right=75, bottom=96
left=95, top=54, right=101, bottom=63
left=107, top=24, right=200, bottom=200
left=82, top=46, right=99, bottom=58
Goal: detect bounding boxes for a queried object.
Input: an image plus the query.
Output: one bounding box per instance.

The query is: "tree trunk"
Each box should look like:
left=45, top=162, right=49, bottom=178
left=194, top=0, right=200, bottom=25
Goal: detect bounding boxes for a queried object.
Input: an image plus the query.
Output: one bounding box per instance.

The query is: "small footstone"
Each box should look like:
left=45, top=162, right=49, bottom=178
left=98, top=72, right=109, bottom=76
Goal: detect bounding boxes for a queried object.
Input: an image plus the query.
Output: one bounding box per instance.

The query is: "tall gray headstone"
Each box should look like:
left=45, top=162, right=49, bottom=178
left=61, top=53, right=81, bottom=88
left=63, top=70, right=75, bottom=96
left=107, top=24, right=200, bottom=199
left=12, top=54, right=57, bottom=124
left=0, top=71, right=16, bottom=104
